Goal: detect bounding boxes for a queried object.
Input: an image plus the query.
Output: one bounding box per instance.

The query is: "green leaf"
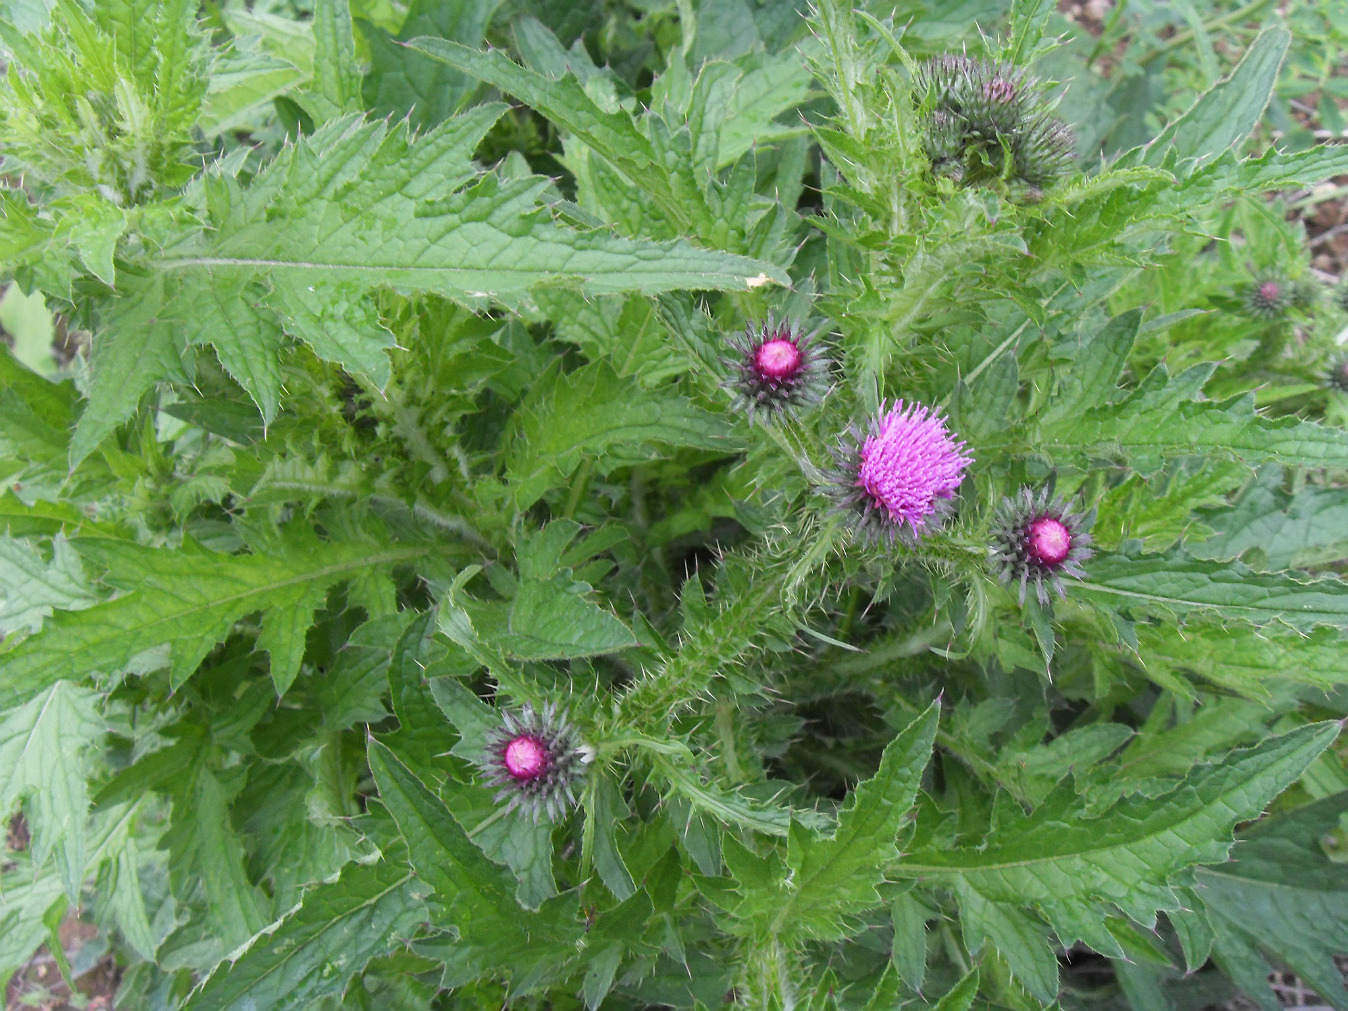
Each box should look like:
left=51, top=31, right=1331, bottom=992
left=776, top=704, right=939, bottom=941
left=899, top=724, right=1337, bottom=995
left=428, top=678, right=559, bottom=909
left=0, top=681, right=102, bottom=899
left=0, top=539, right=427, bottom=708
left=180, top=273, right=285, bottom=423
left=1000, top=0, right=1056, bottom=65
left=888, top=890, right=928, bottom=991
left=303, top=0, right=361, bottom=121
left=0, top=534, right=98, bottom=636
left=955, top=881, right=1060, bottom=1004
left=1193, top=469, right=1348, bottom=569
left=154, top=112, right=784, bottom=329
left=162, top=765, right=273, bottom=952
left=72, top=272, right=188, bottom=467
left=1196, top=792, right=1348, bottom=1010
left=1041, top=309, right=1141, bottom=424
left=1034, top=366, right=1348, bottom=475
left=368, top=738, right=522, bottom=915
left=1136, top=622, right=1348, bottom=699
left=586, top=775, right=637, bottom=901
left=504, top=575, right=638, bottom=660
left=360, top=0, right=502, bottom=130
left=367, top=739, right=582, bottom=984
left=199, top=35, right=307, bottom=137
left=0, top=345, right=75, bottom=465
left=1081, top=548, right=1348, bottom=632
left=182, top=857, right=426, bottom=1011
left=930, top=965, right=981, bottom=1011
left=1130, top=27, right=1290, bottom=172
left=505, top=360, right=736, bottom=509
left=404, top=37, right=702, bottom=233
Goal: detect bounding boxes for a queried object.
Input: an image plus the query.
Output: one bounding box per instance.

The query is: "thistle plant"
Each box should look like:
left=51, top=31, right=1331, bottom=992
left=3, top=3, right=1348, bottom=1011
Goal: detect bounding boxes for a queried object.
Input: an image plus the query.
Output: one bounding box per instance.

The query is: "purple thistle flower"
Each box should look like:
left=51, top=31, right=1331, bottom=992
left=724, top=316, right=832, bottom=421
left=827, top=400, right=973, bottom=545
left=989, top=486, right=1094, bottom=605
left=474, top=703, right=591, bottom=823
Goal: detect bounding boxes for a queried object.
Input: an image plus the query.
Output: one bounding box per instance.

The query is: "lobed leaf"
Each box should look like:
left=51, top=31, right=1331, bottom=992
left=0, top=539, right=427, bottom=707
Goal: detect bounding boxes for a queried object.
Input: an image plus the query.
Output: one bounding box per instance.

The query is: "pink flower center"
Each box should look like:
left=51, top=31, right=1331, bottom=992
left=1259, top=281, right=1280, bottom=301
left=503, top=735, right=549, bottom=781
left=755, top=338, right=802, bottom=381
left=1026, top=516, right=1072, bottom=567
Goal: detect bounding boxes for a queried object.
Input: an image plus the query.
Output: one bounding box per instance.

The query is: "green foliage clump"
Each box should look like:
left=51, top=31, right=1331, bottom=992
left=4, top=0, right=1348, bottom=1009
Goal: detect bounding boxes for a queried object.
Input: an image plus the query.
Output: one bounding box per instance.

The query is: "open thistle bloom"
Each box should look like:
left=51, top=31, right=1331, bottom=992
left=1240, top=271, right=1294, bottom=320
left=724, top=316, right=832, bottom=421
left=990, top=487, right=1094, bottom=605
left=827, top=400, right=973, bottom=545
left=475, top=703, right=591, bottom=823
left=914, top=54, right=1075, bottom=189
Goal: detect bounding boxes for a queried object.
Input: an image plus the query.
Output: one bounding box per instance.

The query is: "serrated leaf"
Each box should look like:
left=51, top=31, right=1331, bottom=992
left=0, top=346, right=75, bottom=465
left=368, top=738, right=523, bottom=914
left=360, top=0, right=501, bottom=130
left=775, top=704, right=939, bottom=941
left=258, top=582, right=330, bottom=695
left=1130, top=28, right=1289, bottom=172
left=930, top=965, right=981, bottom=1011
left=404, top=37, right=704, bottom=233
left=504, top=574, right=638, bottom=660
left=1041, top=309, right=1141, bottom=424
left=505, top=360, right=736, bottom=509
left=428, top=678, right=558, bottom=909
left=180, top=273, right=284, bottom=422
left=302, top=0, right=360, bottom=121
left=955, top=880, right=1059, bottom=1004
left=1080, top=548, right=1348, bottom=632
left=153, top=113, right=784, bottom=336
left=586, top=775, right=637, bottom=901
left=162, top=765, right=272, bottom=952
left=72, top=272, right=188, bottom=467
left=889, top=891, right=928, bottom=991
left=0, top=534, right=98, bottom=635
left=1196, top=792, right=1348, bottom=1010
left=1136, top=622, right=1348, bottom=699
left=182, top=856, right=425, bottom=1011
left=1034, top=367, right=1348, bottom=475
left=367, top=740, right=581, bottom=985
left=0, top=539, right=426, bottom=708
left=0, top=681, right=102, bottom=899
left=899, top=724, right=1337, bottom=994
left=1193, top=470, right=1348, bottom=569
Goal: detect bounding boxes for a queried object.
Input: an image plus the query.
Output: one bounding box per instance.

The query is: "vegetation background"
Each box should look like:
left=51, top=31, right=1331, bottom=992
left=7, top=0, right=1348, bottom=1009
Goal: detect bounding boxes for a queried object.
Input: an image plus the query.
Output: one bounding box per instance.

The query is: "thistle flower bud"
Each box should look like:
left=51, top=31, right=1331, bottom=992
left=1326, top=355, right=1348, bottom=394
left=989, top=487, right=1094, bottom=605
left=914, top=54, right=1075, bottom=190
left=826, top=400, right=973, bottom=546
left=1240, top=271, right=1294, bottom=320
left=474, top=703, right=590, bottom=823
left=724, top=316, right=832, bottom=421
